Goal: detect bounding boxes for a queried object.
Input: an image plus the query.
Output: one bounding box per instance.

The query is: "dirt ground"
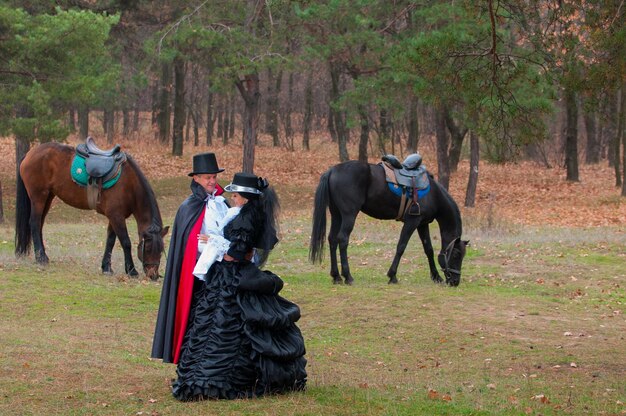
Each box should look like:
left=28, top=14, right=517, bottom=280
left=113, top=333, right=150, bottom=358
left=0, top=134, right=624, bottom=228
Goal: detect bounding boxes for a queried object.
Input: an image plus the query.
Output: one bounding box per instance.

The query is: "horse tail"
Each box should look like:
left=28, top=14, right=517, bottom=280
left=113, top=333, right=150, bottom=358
left=15, top=165, right=32, bottom=256
left=309, top=170, right=330, bottom=264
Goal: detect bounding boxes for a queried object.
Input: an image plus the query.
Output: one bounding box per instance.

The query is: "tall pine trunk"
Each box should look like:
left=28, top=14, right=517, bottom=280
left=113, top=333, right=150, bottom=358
left=330, top=62, right=349, bottom=162
left=616, top=85, right=624, bottom=191
left=158, top=62, right=172, bottom=145
left=407, top=98, right=419, bottom=153
left=78, top=106, right=89, bottom=139
left=206, top=80, right=214, bottom=146
left=445, top=109, right=468, bottom=173
left=564, top=88, right=579, bottom=182
left=284, top=72, right=294, bottom=150
left=464, top=131, right=480, bottom=207
left=302, top=70, right=313, bottom=151
left=236, top=74, right=260, bottom=173
left=583, top=98, right=599, bottom=164
left=171, top=57, right=185, bottom=156
left=358, top=105, right=369, bottom=162
left=435, top=105, right=450, bottom=190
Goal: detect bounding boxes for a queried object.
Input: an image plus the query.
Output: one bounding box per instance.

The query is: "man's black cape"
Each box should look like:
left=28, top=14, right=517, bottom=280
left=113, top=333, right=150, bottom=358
left=151, top=180, right=222, bottom=363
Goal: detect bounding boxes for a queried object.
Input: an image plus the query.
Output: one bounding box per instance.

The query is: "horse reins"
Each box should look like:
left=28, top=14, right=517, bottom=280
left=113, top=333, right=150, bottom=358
left=139, top=236, right=163, bottom=268
left=441, top=237, right=461, bottom=277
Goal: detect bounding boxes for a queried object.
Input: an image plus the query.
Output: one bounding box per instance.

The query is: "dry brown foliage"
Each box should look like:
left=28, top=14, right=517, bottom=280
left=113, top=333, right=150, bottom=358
left=1, top=134, right=624, bottom=227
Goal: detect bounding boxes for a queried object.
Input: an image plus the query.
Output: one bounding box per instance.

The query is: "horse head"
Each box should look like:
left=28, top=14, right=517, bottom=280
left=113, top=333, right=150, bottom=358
left=438, top=237, right=469, bottom=287
left=138, top=225, right=169, bottom=280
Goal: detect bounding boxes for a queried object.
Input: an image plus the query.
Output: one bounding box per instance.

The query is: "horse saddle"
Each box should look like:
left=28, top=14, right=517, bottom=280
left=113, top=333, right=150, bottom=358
left=381, top=153, right=429, bottom=190
left=72, top=137, right=126, bottom=188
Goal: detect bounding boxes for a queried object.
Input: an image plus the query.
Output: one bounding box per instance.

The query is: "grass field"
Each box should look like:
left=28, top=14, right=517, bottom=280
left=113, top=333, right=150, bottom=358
left=0, top=176, right=625, bottom=416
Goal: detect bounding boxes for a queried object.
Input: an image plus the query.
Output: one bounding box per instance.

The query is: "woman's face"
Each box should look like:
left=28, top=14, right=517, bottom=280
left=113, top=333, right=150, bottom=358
left=230, top=192, right=248, bottom=207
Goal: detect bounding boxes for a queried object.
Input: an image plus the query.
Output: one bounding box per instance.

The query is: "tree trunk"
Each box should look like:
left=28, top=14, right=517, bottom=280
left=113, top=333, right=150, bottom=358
left=284, top=72, right=294, bottom=150
left=302, top=70, right=313, bottom=151
left=105, top=109, right=115, bottom=144
left=330, top=62, right=349, bottom=162
left=583, top=101, right=599, bottom=164
left=216, top=94, right=224, bottom=142
left=407, top=98, right=419, bottom=153
left=267, top=69, right=282, bottom=147
left=357, top=106, right=369, bottom=162
left=193, top=108, right=200, bottom=147
left=133, top=103, right=139, bottom=133
left=616, top=84, right=624, bottom=191
left=68, top=108, right=76, bottom=133
left=222, top=93, right=230, bottom=145
left=464, top=131, right=480, bottom=207
left=122, top=108, right=130, bottom=136
left=158, top=62, right=172, bottom=145
left=78, top=106, right=89, bottom=139
left=236, top=73, right=261, bottom=173
left=435, top=105, right=450, bottom=190
left=444, top=108, right=468, bottom=173
left=327, top=105, right=337, bottom=142
left=377, top=109, right=388, bottom=155
left=564, top=88, right=579, bottom=182
left=171, top=57, right=185, bottom=156
left=206, top=80, right=214, bottom=146
left=228, top=94, right=235, bottom=141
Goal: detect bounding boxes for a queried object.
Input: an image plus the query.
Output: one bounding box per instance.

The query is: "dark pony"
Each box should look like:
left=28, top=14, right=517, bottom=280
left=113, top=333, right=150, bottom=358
left=15, top=142, right=169, bottom=280
left=309, top=160, right=468, bottom=285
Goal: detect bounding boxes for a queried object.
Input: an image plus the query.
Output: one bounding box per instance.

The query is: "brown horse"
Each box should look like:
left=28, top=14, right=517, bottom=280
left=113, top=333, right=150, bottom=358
left=15, top=142, right=169, bottom=280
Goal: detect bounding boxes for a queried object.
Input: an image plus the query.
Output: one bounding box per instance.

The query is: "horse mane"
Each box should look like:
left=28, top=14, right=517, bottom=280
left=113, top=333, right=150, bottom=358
left=125, top=154, right=164, bottom=241
left=431, top=175, right=463, bottom=237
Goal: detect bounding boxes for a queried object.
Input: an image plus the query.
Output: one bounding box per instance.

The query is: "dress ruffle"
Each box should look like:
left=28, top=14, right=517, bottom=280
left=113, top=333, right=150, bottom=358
left=172, top=262, right=307, bottom=401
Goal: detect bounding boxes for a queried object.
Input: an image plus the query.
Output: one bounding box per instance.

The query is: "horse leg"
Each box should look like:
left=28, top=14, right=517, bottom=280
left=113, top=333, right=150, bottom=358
left=327, top=209, right=342, bottom=284
left=109, top=219, right=138, bottom=277
left=336, top=215, right=356, bottom=285
left=101, top=223, right=116, bottom=275
left=30, top=194, right=54, bottom=265
left=386, top=222, right=417, bottom=284
left=417, top=224, right=443, bottom=283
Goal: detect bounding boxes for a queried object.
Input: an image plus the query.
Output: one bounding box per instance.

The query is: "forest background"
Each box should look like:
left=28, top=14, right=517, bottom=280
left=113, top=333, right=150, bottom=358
left=0, top=1, right=625, bottom=415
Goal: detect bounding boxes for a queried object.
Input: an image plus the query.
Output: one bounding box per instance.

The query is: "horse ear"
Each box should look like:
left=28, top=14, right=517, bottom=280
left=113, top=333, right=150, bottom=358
left=463, top=240, right=470, bottom=246
left=161, top=226, right=170, bottom=237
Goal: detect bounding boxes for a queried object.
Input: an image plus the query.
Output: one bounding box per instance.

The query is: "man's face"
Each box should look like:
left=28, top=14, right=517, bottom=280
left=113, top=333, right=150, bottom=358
left=193, top=173, right=218, bottom=194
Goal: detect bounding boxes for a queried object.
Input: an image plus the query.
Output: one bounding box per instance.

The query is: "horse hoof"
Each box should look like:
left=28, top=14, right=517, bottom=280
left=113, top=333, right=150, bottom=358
left=388, top=278, right=398, bottom=284
left=102, top=269, right=114, bottom=276
left=332, top=279, right=342, bottom=285
left=344, top=278, right=354, bottom=285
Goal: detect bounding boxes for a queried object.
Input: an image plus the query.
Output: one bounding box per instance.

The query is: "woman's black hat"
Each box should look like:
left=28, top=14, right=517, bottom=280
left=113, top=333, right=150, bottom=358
left=188, top=152, right=224, bottom=176
left=224, top=172, right=267, bottom=195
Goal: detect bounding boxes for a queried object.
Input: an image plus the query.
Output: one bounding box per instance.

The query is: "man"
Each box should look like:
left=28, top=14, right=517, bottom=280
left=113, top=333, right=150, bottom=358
left=151, top=152, right=228, bottom=363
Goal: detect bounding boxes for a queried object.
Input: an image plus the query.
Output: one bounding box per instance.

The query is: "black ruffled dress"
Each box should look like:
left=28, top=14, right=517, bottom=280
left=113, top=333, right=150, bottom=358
left=172, top=202, right=307, bottom=400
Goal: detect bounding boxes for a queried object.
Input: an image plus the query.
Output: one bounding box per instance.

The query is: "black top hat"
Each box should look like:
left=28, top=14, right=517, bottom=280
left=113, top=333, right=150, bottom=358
left=188, top=153, right=224, bottom=176
left=224, top=172, right=267, bottom=195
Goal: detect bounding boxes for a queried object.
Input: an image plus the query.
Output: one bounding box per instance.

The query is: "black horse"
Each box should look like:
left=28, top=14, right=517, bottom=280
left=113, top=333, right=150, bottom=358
left=309, top=160, right=468, bottom=285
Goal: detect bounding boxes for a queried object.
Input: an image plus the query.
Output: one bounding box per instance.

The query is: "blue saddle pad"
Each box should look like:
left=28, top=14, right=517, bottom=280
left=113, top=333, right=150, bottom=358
left=70, top=155, right=121, bottom=189
left=387, top=183, right=430, bottom=199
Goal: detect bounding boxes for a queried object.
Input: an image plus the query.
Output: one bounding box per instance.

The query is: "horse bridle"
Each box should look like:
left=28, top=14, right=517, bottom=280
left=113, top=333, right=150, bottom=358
left=138, top=236, right=162, bottom=268
left=441, top=237, right=461, bottom=277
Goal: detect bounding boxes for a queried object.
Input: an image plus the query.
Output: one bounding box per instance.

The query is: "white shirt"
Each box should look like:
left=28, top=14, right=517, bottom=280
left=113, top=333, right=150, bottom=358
left=197, top=195, right=229, bottom=255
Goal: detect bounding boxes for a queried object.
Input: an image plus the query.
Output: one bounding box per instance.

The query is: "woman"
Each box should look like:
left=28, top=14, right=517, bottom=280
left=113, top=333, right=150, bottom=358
left=172, top=172, right=307, bottom=401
